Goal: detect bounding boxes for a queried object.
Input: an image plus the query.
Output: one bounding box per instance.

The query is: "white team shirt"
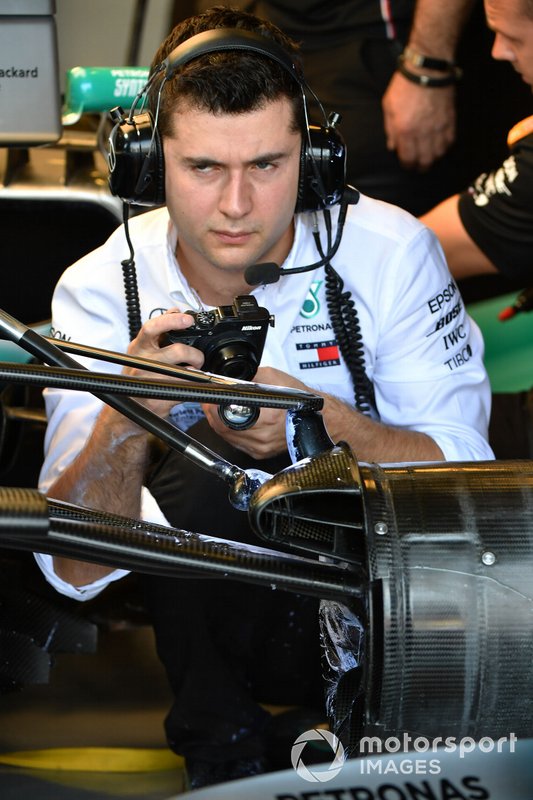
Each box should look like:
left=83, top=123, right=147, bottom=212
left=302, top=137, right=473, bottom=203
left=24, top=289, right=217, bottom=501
left=36, top=196, right=493, bottom=599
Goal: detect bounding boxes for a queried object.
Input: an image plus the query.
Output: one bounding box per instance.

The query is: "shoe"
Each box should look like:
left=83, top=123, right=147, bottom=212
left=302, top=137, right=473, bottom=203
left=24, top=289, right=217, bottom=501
left=185, top=755, right=269, bottom=789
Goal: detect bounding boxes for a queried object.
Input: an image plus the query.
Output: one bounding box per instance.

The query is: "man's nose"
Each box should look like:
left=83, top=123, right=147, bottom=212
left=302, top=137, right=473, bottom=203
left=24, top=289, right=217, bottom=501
left=219, top=172, right=252, bottom=217
left=491, top=32, right=515, bottom=63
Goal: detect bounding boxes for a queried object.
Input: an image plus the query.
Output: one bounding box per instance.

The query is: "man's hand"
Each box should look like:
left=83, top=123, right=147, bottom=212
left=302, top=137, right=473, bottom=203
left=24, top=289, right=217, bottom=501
left=382, top=72, right=456, bottom=170
left=202, top=366, right=311, bottom=460
left=125, top=308, right=205, bottom=417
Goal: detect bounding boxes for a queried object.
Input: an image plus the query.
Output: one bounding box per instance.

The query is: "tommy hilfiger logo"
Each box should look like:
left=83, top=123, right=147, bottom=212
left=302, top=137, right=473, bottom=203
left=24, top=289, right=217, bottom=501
left=297, top=339, right=340, bottom=369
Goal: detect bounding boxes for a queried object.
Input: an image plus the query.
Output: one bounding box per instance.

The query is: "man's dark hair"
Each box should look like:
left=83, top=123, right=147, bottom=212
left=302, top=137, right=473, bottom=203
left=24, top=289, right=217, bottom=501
left=148, top=5, right=305, bottom=138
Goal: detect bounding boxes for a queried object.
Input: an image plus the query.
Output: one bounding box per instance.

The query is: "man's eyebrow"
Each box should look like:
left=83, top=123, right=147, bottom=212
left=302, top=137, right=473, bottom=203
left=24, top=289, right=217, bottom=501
left=249, top=151, right=291, bottom=163
left=182, top=151, right=291, bottom=166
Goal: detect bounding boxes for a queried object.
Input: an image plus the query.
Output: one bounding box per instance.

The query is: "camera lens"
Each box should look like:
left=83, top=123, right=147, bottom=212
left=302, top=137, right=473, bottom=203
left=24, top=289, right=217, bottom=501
left=206, top=341, right=258, bottom=380
left=218, top=402, right=260, bottom=430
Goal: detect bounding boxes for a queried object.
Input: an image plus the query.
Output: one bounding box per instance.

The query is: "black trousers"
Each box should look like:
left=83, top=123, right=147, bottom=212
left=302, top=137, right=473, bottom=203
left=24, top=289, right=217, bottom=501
left=143, top=420, right=324, bottom=763
left=489, top=390, right=533, bottom=460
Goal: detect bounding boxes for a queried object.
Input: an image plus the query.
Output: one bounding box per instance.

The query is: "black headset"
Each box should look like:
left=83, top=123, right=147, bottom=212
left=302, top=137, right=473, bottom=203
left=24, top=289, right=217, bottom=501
left=107, top=27, right=346, bottom=212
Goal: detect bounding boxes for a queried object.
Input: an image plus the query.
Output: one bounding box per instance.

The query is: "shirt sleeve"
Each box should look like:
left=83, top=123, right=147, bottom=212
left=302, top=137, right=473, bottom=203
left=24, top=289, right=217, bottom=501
left=370, top=226, right=494, bottom=463
left=457, top=129, right=533, bottom=280
left=36, top=251, right=173, bottom=600
left=33, top=553, right=130, bottom=601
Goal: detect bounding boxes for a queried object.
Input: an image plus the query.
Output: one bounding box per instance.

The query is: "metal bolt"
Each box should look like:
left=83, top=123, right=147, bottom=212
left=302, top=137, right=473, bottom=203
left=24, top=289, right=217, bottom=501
left=374, top=521, right=388, bottom=536
left=482, top=550, right=496, bottom=566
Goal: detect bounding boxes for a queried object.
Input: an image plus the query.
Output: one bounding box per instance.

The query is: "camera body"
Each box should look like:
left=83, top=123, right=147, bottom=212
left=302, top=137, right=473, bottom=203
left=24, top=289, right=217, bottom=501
left=164, top=295, right=274, bottom=380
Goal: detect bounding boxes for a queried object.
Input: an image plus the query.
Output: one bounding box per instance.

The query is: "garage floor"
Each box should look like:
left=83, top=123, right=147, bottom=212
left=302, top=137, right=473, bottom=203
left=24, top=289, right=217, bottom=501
left=0, top=563, right=187, bottom=800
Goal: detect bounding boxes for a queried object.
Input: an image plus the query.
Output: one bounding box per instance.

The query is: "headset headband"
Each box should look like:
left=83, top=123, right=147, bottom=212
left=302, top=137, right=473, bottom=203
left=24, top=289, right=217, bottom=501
left=162, top=28, right=300, bottom=82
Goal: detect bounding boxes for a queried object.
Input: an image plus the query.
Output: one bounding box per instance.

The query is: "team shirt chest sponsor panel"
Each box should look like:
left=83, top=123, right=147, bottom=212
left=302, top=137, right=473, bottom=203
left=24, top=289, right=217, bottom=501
left=289, top=319, right=346, bottom=375
left=291, top=281, right=338, bottom=369
left=290, top=279, right=340, bottom=372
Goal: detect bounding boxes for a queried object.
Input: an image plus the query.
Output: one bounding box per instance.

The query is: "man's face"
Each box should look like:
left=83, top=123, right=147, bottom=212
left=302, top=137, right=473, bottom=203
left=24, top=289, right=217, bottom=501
left=163, top=96, right=301, bottom=290
left=485, top=0, right=533, bottom=87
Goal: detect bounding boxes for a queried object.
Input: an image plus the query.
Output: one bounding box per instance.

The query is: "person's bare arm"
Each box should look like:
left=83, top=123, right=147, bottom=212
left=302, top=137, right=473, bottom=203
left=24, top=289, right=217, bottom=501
left=48, top=310, right=205, bottom=587
left=51, top=406, right=152, bottom=585
left=406, top=0, right=475, bottom=64
left=421, top=194, right=499, bottom=278
left=382, top=0, right=476, bottom=170
left=316, top=390, right=443, bottom=462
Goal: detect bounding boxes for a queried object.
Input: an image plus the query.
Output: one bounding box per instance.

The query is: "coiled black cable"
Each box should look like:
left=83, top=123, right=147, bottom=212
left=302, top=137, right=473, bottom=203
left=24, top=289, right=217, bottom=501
left=313, top=212, right=375, bottom=415
left=324, top=264, right=375, bottom=415
left=120, top=202, right=143, bottom=340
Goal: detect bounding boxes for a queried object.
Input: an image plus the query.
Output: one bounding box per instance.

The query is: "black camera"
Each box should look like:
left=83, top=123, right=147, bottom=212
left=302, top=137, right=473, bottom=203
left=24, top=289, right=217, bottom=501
left=163, top=295, right=275, bottom=380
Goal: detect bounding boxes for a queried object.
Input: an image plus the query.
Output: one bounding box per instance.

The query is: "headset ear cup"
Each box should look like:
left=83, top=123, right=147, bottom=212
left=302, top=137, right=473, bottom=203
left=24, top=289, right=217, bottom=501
left=295, top=125, right=347, bottom=213
left=134, top=124, right=165, bottom=206
left=108, top=111, right=165, bottom=206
